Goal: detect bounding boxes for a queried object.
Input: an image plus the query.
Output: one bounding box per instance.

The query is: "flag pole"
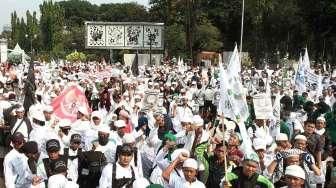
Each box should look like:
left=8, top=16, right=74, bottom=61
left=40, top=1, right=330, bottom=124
left=239, top=0, right=245, bottom=54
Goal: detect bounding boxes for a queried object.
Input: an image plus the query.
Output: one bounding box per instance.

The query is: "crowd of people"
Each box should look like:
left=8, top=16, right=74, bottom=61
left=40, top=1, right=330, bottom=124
left=0, top=59, right=335, bottom=188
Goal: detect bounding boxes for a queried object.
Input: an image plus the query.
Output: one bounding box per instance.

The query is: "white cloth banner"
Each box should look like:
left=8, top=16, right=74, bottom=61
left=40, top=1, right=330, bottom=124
left=253, top=93, right=273, bottom=119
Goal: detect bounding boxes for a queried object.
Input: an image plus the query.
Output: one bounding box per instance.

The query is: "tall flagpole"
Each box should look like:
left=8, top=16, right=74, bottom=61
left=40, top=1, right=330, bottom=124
left=240, top=0, right=245, bottom=54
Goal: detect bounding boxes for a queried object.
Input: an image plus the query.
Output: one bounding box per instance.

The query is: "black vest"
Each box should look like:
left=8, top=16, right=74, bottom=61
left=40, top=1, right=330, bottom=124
left=112, top=163, right=135, bottom=188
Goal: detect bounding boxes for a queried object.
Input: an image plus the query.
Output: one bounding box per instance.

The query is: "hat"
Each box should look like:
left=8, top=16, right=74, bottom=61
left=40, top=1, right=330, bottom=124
left=253, top=138, right=266, bottom=151
left=283, top=148, right=304, bottom=158
left=316, top=116, right=326, bottom=122
left=119, top=110, right=129, bottom=119
left=122, top=134, right=135, bottom=144
left=52, top=159, right=67, bottom=174
left=193, top=115, right=204, bottom=127
left=58, top=119, right=72, bottom=128
left=114, top=120, right=126, bottom=128
left=70, top=134, right=81, bottom=142
left=243, top=152, right=260, bottom=163
left=285, top=165, right=305, bottom=180
left=276, top=133, right=288, bottom=141
left=46, top=139, right=60, bottom=152
left=31, top=110, right=46, bottom=123
left=91, top=111, right=102, bottom=119
left=183, top=158, right=198, bottom=170
left=23, top=141, right=39, bottom=154
left=98, top=125, right=111, bottom=133
left=294, top=134, right=307, bottom=141
left=77, top=106, right=89, bottom=116
left=15, top=106, right=25, bottom=112
left=164, top=132, right=176, bottom=142
left=43, top=105, right=54, bottom=112
left=11, top=132, right=25, bottom=143
left=171, top=148, right=190, bottom=161
left=133, top=178, right=150, bottom=188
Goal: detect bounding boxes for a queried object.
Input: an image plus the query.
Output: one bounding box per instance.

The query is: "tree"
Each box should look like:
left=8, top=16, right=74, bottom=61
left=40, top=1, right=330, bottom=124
left=40, top=0, right=65, bottom=57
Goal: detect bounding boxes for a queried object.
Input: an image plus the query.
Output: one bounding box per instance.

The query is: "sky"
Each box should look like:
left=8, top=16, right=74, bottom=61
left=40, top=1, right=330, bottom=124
left=0, top=0, right=149, bottom=32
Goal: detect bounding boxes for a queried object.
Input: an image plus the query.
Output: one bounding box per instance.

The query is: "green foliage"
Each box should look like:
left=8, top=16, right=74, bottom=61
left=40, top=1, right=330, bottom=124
left=66, top=51, right=86, bottom=62
left=40, top=0, right=65, bottom=55
left=5, top=0, right=336, bottom=65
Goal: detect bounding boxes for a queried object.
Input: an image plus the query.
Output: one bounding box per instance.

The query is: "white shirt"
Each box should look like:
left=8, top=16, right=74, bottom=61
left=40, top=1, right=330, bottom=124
left=4, top=149, right=32, bottom=188
left=99, top=163, right=139, bottom=188
left=29, top=126, right=63, bottom=158
left=176, top=106, right=193, bottom=123
left=169, top=173, right=205, bottom=188
left=48, top=174, right=79, bottom=188
left=66, top=148, right=80, bottom=182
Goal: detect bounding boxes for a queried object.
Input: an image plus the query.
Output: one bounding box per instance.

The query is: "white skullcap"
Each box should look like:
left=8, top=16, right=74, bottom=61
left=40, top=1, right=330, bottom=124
left=294, top=134, right=307, bottom=141
left=122, top=133, right=135, bottom=144
left=77, top=106, right=89, bottom=116
left=132, top=178, right=150, bottom=188
left=253, top=138, right=266, bottom=151
left=114, top=120, right=126, bottom=128
left=15, top=106, right=25, bottom=112
left=58, top=119, right=72, bottom=128
left=183, top=158, right=198, bottom=170
left=171, top=148, right=190, bottom=161
left=43, top=105, right=54, bottom=112
left=91, top=111, right=102, bottom=119
left=181, top=116, right=192, bottom=123
left=98, top=125, right=110, bottom=133
left=316, top=116, right=326, bottom=122
left=276, top=133, right=288, bottom=141
left=285, top=165, right=305, bottom=180
left=31, top=110, right=46, bottom=122
left=193, top=115, right=204, bottom=127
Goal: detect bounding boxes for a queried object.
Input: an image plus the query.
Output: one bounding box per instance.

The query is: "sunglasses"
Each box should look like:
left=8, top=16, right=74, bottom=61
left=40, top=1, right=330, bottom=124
left=71, top=141, right=80, bottom=145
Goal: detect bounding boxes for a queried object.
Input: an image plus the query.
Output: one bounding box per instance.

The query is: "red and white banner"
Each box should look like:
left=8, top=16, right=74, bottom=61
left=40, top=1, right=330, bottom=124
left=51, top=85, right=90, bottom=122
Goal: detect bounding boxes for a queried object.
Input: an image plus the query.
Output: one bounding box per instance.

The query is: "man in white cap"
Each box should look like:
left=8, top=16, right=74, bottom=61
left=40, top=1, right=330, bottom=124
left=110, top=120, right=127, bottom=146
left=284, top=165, right=306, bottom=188
left=122, top=133, right=143, bottom=177
left=275, top=133, right=291, bottom=152
left=174, top=96, right=193, bottom=123
left=162, top=156, right=205, bottom=188
left=68, top=106, right=91, bottom=146
left=253, top=138, right=269, bottom=172
left=29, top=109, right=62, bottom=158
left=43, top=105, right=59, bottom=133
left=93, top=125, right=117, bottom=163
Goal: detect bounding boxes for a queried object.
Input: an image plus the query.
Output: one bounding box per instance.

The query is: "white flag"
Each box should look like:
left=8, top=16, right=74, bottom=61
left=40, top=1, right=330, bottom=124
left=218, top=45, right=251, bottom=152
left=295, top=55, right=306, bottom=93
left=303, top=48, right=311, bottom=70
